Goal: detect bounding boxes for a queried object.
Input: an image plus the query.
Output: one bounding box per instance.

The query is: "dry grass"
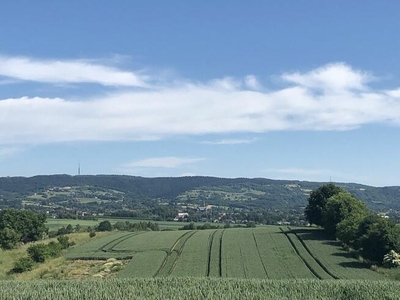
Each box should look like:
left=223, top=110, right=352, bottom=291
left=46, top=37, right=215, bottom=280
left=0, top=231, right=114, bottom=280
left=15, top=258, right=128, bottom=280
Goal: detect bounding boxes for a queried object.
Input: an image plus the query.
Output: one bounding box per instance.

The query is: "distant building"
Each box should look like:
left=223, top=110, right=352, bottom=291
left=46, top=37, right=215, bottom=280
left=174, top=212, right=189, bottom=221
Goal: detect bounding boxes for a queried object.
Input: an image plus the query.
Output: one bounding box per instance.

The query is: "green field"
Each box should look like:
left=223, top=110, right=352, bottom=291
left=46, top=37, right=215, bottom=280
left=65, top=226, right=387, bottom=280
left=46, top=218, right=203, bottom=231
left=0, top=278, right=398, bottom=300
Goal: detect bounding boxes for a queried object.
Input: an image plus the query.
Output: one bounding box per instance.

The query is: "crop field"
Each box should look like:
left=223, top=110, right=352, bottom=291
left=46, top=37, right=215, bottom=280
left=0, top=278, right=399, bottom=300
left=46, top=218, right=206, bottom=231
left=288, top=227, right=384, bottom=280
left=65, top=226, right=388, bottom=280
left=66, top=230, right=186, bottom=260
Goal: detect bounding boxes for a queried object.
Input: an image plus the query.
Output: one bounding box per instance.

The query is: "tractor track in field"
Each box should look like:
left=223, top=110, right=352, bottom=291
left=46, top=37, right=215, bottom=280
left=206, top=230, right=218, bottom=277
left=107, top=231, right=147, bottom=252
left=252, top=232, right=270, bottom=278
left=219, top=230, right=225, bottom=277
left=98, top=232, right=137, bottom=252
left=287, top=227, right=339, bottom=279
left=154, top=231, right=197, bottom=277
left=280, top=227, right=323, bottom=280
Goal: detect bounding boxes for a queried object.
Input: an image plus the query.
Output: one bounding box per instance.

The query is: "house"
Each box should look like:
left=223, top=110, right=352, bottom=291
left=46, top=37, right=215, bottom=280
left=174, top=212, right=189, bottom=221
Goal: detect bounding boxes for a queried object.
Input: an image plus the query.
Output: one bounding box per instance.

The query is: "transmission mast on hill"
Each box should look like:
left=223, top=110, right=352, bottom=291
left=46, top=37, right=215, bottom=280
left=78, top=162, right=81, bottom=176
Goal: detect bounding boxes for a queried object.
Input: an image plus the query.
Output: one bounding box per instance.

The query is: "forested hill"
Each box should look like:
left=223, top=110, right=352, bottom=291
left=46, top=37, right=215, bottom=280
left=0, top=175, right=400, bottom=211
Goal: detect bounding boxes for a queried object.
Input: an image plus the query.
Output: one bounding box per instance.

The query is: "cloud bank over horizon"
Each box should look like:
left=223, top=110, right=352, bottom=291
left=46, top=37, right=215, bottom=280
left=1, top=56, right=400, bottom=145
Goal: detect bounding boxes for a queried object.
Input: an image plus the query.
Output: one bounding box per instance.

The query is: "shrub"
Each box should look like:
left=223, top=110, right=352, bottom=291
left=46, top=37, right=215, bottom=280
left=47, top=241, right=63, bottom=257
left=12, top=257, right=34, bottom=273
left=89, top=231, right=96, bottom=238
left=27, top=244, right=49, bottom=263
left=97, top=221, right=113, bottom=232
left=57, top=235, right=74, bottom=249
left=383, top=250, right=400, bottom=268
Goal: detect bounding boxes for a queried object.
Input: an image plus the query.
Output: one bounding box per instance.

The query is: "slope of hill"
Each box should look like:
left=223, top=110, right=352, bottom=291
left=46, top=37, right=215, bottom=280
left=0, top=175, right=399, bottom=213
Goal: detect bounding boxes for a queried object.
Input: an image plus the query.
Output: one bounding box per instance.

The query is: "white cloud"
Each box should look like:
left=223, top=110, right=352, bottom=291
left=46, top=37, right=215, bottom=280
left=201, top=138, right=257, bottom=145
left=245, top=75, right=261, bottom=90
left=1, top=62, right=400, bottom=144
left=0, top=55, right=147, bottom=87
left=124, top=157, right=205, bottom=168
left=282, top=62, right=372, bottom=92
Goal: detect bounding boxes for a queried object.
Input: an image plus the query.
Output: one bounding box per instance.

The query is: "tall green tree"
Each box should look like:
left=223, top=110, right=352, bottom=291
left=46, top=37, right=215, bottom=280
left=0, top=227, right=21, bottom=250
left=322, top=191, right=368, bottom=236
left=357, top=216, right=397, bottom=262
left=305, top=183, right=343, bottom=226
left=0, top=209, right=47, bottom=249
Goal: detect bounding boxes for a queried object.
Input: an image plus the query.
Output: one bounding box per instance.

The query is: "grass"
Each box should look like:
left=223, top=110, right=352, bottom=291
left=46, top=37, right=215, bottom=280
left=171, top=230, right=212, bottom=277
left=252, top=227, right=316, bottom=279
left=0, top=278, right=399, bottom=300
left=64, top=227, right=394, bottom=280
left=291, top=228, right=386, bottom=280
left=17, top=226, right=394, bottom=281
left=0, top=231, right=113, bottom=280
left=222, top=229, right=268, bottom=278
left=65, top=230, right=187, bottom=261
left=208, top=229, right=223, bottom=277
left=281, top=229, right=334, bottom=279
left=117, top=252, right=167, bottom=278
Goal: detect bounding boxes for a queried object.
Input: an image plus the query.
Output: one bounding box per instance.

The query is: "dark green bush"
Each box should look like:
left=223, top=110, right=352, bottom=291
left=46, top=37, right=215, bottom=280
left=27, top=244, right=49, bottom=263
left=47, top=241, right=62, bottom=257
left=12, top=257, right=34, bottom=273
left=57, top=235, right=74, bottom=249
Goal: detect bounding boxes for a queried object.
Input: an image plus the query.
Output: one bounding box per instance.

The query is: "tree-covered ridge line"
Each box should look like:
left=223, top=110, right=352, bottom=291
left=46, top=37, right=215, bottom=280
left=0, top=175, right=400, bottom=212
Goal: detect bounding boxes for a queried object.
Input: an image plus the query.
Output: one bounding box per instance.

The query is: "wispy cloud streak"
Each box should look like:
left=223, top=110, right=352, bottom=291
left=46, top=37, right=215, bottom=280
left=1, top=62, right=400, bottom=144
left=0, top=55, right=147, bottom=87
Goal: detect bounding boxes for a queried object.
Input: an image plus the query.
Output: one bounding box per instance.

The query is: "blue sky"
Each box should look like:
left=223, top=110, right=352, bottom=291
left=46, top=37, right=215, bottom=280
left=1, top=1, right=400, bottom=186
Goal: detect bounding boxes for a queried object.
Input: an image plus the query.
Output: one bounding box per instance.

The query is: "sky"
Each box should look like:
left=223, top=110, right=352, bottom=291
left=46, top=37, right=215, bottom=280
left=0, top=1, right=400, bottom=186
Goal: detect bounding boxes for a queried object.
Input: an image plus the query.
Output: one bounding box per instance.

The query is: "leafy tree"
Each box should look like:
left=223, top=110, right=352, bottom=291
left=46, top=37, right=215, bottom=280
left=336, top=213, right=366, bottom=247
left=322, top=191, right=368, bottom=236
left=305, top=183, right=343, bottom=226
left=113, top=221, right=126, bottom=231
left=0, top=209, right=47, bottom=247
left=0, top=227, right=21, bottom=250
left=96, top=220, right=113, bottom=232
left=356, top=215, right=397, bottom=262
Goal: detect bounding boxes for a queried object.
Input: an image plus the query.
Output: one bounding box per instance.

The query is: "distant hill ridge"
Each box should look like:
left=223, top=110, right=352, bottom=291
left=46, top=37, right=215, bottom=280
left=0, top=174, right=399, bottom=211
